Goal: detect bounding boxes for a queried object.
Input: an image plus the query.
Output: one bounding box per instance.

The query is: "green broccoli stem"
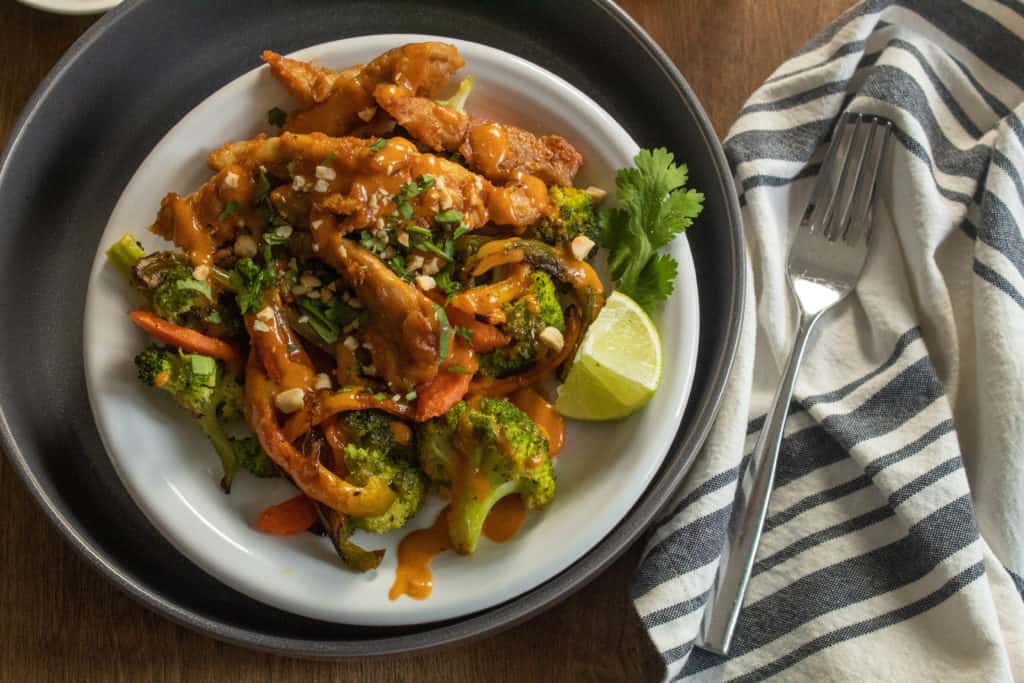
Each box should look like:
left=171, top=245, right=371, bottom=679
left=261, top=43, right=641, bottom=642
left=106, top=233, right=146, bottom=280
left=450, top=479, right=521, bottom=555
left=198, top=411, right=239, bottom=493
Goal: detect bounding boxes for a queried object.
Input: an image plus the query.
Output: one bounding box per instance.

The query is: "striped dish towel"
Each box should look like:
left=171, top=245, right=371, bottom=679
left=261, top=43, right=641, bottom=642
left=632, top=1, right=1024, bottom=680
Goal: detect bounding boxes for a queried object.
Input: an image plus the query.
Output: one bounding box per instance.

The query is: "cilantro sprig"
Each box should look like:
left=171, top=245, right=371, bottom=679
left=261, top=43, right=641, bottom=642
left=600, top=148, right=704, bottom=312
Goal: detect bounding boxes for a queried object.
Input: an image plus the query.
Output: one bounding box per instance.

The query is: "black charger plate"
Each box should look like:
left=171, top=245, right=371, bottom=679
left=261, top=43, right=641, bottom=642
left=0, top=0, right=743, bottom=656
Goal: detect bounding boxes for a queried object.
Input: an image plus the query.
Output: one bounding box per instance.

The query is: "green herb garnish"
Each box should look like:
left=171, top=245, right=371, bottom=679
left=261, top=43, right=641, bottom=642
left=434, top=304, right=452, bottom=359
left=218, top=200, right=242, bottom=221
left=434, top=210, right=464, bottom=223
left=600, top=148, right=704, bottom=312
left=267, top=107, right=287, bottom=127
left=369, top=138, right=388, bottom=152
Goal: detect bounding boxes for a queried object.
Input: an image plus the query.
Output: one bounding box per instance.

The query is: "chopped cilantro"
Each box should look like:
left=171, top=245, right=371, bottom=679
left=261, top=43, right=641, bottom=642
left=404, top=225, right=433, bottom=238
left=299, top=297, right=361, bottom=345
left=455, top=326, right=473, bottom=341
left=218, top=200, right=242, bottom=221
left=434, top=210, right=463, bottom=223
left=359, top=231, right=388, bottom=257
left=389, top=254, right=411, bottom=281
left=267, top=107, right=287, bottom=127
left=447, top=364, right=472, bottom=375
left=254, top=170, right=271, bottom=205
left=229, top=257, right=275, bottom=314
left=262, top=229, right=291, bottom=247
left=434, top=268, right=462, bottom=297
left=321, top=151, right=337, bottom=166
left=369, top=138, right=388, bottom=152
left=433, top=304, right=452, bottom=359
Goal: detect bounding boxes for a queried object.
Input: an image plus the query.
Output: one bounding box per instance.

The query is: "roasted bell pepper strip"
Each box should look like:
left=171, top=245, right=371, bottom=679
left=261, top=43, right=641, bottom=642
left=255, top=494, right=318, bottom=535
left=244, top=351, right=395, bottom=516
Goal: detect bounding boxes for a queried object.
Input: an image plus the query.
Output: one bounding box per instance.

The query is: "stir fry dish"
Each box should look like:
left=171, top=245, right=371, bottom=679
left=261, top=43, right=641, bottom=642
left=106, top=41, right=703, bottom=600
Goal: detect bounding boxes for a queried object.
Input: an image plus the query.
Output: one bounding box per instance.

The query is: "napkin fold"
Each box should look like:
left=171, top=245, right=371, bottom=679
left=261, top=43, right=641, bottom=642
left=633, top=1, right=1024, bottom=680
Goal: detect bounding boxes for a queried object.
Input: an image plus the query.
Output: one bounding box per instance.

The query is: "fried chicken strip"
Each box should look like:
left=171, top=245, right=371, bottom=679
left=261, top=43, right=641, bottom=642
left=262, top=42, right=464, bottom=136
left=310, top=210, right=441, bottom=392
left=208, top=132, right=552, bottom=231
left=374, top=84, right=584, bottom=187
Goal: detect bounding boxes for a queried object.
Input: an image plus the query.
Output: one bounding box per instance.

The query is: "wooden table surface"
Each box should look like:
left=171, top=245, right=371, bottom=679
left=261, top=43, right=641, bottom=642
left=0, top=1, right=855, bottom=681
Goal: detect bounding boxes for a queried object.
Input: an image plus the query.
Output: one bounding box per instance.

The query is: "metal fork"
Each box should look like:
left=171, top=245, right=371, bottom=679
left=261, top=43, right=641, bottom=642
left=696, top=113, right=893, bottom=655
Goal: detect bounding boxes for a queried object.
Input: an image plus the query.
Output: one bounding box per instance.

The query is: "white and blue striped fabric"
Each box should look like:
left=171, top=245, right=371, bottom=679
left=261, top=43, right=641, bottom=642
left=633, top=1, right=1024, bottom=680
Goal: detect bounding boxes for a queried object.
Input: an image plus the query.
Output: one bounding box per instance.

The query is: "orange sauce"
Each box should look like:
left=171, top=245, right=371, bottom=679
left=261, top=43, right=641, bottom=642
left=469, top=123, right=508, bottom=178
left=482, top=495, right=527, bottom=543
left=390, top=506, right=452, bottom=601
left=168, top=196, right=215, bottom=267
left=511, top=388, right=565, bottom=456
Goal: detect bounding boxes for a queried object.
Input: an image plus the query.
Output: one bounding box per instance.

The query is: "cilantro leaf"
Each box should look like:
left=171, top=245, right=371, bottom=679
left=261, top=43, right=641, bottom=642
left=300, top=297, right=361, bottom=345
left=434, top=304, right=452, bottom=359
left=369, top=138, right=388, bottom=152
left=631, top=253, right=678, bottom=312
left=218, top=200, right=242, bottom=221
left=267, top=107, right=287, bottom=128
left=229, top=257, right=275, bottom=314
left=600, top=147, right=703, bottom=312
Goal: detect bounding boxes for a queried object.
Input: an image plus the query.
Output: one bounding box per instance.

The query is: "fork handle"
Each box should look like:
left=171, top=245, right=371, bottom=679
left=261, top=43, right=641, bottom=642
left=697, top=310, right=823, bottom=655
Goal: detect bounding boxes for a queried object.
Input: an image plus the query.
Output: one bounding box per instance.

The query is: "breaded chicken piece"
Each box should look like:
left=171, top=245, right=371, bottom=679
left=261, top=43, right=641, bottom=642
left=207, top=132, right=552, bottom=231
left=262, top=42, right=464, bottom=136
left=149, top=164, right=259, bottom=267
left=374, top=84, right=583, bottom=187
left=309, top=221, right=441, bottom=391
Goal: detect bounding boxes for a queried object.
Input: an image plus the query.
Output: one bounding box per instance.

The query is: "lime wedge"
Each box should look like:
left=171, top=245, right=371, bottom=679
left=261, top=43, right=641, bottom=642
left=555, top=291, right=663, bottom=420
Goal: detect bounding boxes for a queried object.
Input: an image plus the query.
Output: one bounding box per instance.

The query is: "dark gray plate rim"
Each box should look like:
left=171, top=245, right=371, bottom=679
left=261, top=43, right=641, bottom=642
left=0, top=0, right=744, bottom=657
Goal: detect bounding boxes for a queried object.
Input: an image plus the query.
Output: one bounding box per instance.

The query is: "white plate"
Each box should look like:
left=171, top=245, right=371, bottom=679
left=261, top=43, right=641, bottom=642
left=17, top=0, right=121, bottom=15
left=83, top=34, right=700, bottom=626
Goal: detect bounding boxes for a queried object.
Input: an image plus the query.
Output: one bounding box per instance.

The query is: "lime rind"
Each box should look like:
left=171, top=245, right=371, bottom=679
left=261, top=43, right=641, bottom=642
left=554, top=292, right=663, bottom=421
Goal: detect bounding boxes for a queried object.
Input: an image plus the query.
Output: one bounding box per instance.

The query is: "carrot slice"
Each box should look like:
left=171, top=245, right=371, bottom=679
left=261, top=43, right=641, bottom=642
left=255, top=494, right=318, bottom=535
left=445, top=307, right=509, bottom=353
left=129, top=310, right=240, bottom=366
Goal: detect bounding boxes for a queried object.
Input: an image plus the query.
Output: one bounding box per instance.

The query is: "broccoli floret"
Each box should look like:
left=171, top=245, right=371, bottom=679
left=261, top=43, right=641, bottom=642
left=479, top=271, right=565, bottom=378
left=344, top=444, right=426, bottom=534
left=526, top=186, right=600, bottom=245
left=235, top=436, right=277, bottom=478
left=416, top=399, right=555, bottom=554
left=106, top=233, right=146, bottom=278
left=134, top=345, right=248, bottom=492
left=417, top=401, right=466, bottom=482
left=151, top=266, right=214, bottom=325
left=338, top=409, right=415, bottom=461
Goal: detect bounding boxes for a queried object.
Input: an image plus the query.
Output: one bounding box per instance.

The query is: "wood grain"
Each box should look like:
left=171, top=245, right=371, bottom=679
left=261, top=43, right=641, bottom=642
left=0, top=1, right=855, bottom=681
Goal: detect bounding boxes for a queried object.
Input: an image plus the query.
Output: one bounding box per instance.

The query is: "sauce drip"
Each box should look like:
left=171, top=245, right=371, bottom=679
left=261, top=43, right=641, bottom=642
left=390, top=506, right=452, bottom=601
left=468, top=123, right=509, bottom=178
left=482, top=495, right=526, bottom=542
left=511, top=388, right=565, bottom=456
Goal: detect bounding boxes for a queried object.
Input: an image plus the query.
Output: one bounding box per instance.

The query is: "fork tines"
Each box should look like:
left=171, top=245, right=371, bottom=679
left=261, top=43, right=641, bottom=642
left=802, top=113, right=893, bottom=246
